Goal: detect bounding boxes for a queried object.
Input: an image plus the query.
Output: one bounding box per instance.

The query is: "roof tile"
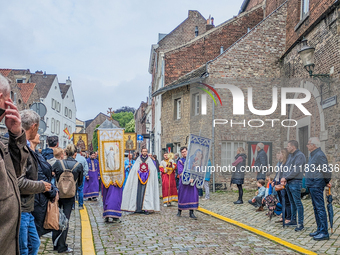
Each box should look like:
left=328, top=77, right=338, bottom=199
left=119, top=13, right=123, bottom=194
left=17, top=83, right=36, bottom=104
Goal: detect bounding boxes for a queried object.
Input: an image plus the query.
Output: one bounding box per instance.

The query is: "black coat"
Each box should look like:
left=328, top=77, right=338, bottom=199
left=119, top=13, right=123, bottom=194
left=31, top=150, right=58, bottom=237
left=231, top=153, right=247, bottom=185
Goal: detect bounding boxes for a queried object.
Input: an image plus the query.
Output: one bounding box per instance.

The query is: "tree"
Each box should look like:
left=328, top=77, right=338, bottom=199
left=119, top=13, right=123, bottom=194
left=125, top=118, right=135, bottom=132
left=91, top=124, right=100, bottom=152
left=112, top=111, right=134, bottom=128
left=115, top=106, right=135, bottom=114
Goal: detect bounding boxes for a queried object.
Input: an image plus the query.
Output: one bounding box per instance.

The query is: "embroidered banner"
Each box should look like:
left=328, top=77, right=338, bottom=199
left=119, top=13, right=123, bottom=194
left=98, top=129, right=125, bottom=188
left=182, top=134, right=212, bottom=188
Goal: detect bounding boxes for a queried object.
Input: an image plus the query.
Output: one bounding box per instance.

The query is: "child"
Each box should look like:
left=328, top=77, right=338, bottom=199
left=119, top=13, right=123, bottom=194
left=248, top=179, right=266, bottom=211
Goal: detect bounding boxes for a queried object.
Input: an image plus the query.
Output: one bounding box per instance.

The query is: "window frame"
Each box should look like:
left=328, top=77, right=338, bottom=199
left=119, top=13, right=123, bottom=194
left=300, top=0, right=309, bottom=20
left=221, top=141, right=246, bottom=167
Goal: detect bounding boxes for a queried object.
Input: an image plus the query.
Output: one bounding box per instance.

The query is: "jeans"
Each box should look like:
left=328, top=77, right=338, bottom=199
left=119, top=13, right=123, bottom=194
left=248, top=196, right=263, bottom=207
left=19, top=212, right=40, bottom=255
left=309, top=187, right=328, bottom=235
left=204, top=181, right=210, bottom=199
left=286, top=180, right=304, bottom=225
left=77, top=176, right=86, bottom=207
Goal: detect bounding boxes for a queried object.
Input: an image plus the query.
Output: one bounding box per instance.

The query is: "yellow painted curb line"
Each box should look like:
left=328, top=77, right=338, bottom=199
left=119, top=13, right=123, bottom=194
left=198, top=207, right=317, bottom=255
left=79, top=205, right=96, bottom=255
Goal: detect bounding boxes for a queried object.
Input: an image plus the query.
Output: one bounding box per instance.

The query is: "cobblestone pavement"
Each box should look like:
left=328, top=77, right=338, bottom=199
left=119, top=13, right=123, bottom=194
left=84, top=198, right=297, bottom=255
left=200, top=190, right=340, bottom=255
left=39, top=206, right=81, bottom=254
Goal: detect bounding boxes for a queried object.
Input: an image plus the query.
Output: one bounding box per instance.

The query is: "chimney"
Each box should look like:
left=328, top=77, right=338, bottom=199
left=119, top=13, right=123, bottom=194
left=43, top=71, right=47, bottom=78
left=66, top=76, right=72, bottom=86
left=35, top=70, right=43, bottom=74
left=206, top=15, right=215, bottom=31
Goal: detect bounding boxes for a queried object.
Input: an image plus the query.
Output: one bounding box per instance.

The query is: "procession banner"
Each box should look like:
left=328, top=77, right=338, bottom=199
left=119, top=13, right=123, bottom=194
left=182, top=134, right=212, bottom=188
left=73, top=133, right=88, bottom=151
left=97, top=128, right=125, bottom=188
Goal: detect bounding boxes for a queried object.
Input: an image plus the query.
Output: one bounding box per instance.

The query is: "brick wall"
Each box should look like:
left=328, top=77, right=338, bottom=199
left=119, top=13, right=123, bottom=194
left=265, top=0, right=286, bottom=17
left=283, top=6, right=340, bottom=202
left=157, top=10, right=207, bottom=52
left=245, top=0, right=264, bottom=12
left=286, top=0, right=337, bottom=51
left=164, top=6, right=264, bottom=86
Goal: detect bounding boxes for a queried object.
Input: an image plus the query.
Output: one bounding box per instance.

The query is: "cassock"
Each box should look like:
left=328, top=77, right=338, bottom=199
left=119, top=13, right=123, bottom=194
left=102, top=184, right=122, bottom=218
left=123, top=159, right=135, bottom=189
left=121, top=155, right=160, bottom=212
left=83, top=158, right=100, bottom=199
left=177, top=157, right=199, bottom=210
left=159, top=159, right=178, bottom=204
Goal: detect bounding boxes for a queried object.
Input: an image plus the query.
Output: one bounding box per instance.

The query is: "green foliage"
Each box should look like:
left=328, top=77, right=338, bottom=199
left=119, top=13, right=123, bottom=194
left=125, top=118, right=135, bottom=132
left=92, top=124, right=100, bottom=152
left=112, top=111, right=134, bottom=128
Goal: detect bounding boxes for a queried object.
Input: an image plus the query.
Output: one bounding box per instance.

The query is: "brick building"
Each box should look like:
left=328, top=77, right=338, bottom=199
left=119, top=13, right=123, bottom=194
left=150, top=0, right=340, bottom=200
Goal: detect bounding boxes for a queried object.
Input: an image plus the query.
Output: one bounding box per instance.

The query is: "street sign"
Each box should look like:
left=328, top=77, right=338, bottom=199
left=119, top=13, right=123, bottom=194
left=30, top=102, right=47, bottom=117
left=38, top=119, right=47, bottom=135
left=322, top=96, right=337, bottom=109
left=137, top=134, right=143, bottom=143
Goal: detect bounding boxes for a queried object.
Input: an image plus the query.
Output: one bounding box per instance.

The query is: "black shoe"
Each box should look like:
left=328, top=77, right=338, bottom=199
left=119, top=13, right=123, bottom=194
left=189, top=210, right=197, bottom=220
left=58, top=248, right=73, bottom=253
left=92, top=197, right=97, bottom=201
left=105, top=218, right=109, bottom=223
left=176, top=210, right=182, bottom=217
left=233, top=200, right=243, bottom=204
left=88, top=198, right=92, bottom=201
left=295, top=225, right=304, bottom=231
left=309, top=231, right=320, bottom=237
left=285, top=221, right=297, bottom=227
left=313, top=233, right=329, bottom=241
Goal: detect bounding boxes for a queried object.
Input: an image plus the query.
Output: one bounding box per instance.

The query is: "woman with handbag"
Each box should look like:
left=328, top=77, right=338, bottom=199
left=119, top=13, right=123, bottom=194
left=274, top=149, right=291, bottom=224
left=30, top=133, right=58, bottom=237
left=52, top=144, right=83, bottom=253
left=231, top=147, right=247, bottom=204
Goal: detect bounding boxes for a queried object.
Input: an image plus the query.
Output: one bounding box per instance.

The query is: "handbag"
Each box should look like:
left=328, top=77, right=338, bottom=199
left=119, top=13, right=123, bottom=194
left=43, top=193, right=60, bottom=230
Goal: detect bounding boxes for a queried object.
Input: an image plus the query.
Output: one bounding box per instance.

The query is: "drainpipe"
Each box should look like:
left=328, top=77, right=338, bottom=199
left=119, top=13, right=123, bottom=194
left=212, top=94, right=215, bottom=192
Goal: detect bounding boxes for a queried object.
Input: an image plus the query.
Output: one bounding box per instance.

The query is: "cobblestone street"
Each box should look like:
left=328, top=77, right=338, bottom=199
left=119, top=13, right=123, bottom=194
left=39, top=196, right=299, bottom=254
left=200, top=191, right=340, bottom=255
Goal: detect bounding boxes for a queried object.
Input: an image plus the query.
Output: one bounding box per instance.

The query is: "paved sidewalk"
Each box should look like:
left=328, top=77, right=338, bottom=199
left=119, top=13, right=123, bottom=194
left=38, top=206, right=81, bottom=254
left=85, top=198, right=297, bottom=254
left=200, top=190, right=340, bottom=255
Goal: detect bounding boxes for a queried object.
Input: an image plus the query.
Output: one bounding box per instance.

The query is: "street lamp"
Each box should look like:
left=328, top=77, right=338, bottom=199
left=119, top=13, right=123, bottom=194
left=298, top=38, right=331, bottom=105
left=298, top=38, right=329, bottom=78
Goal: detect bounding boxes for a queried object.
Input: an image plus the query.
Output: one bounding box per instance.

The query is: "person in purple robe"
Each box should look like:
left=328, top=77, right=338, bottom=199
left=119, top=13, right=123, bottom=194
left=83, top=151, right=100, bottom=201
left=102, top=181, right=123, bottom=223
left=177, top=146, right=198, bottom=219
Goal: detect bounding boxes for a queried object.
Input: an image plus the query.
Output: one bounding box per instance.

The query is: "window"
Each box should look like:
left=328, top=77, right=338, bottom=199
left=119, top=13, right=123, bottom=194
left=195, top=26, right=198, bottom=37
left=69, top=110, right=72, bottom=119
left=46, top=117, right=49, bottom=128
left=301, top=0, right=309, bottom=19
left=16, top=79, right=23, bottom=83
left=51, top=118, right=55, bottom=133
left=221, top=141, right=246, bottom=167
left=192, top=93, right=200, bottom=116
left=56, top=102, right=61, bottom=112
left=174, top=98, right=181, bottom=119
left=174, top=143, right=181, bottom=153
left=51, top=99, right=55, bottom=110
left=56, top=120, right=60, bottom=135
left=65, top=107, right=68, bottom=117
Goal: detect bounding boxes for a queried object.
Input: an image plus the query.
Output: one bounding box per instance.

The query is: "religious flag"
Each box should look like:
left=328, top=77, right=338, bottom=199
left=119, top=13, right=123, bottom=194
left=63, top=127, right=72, bottom=140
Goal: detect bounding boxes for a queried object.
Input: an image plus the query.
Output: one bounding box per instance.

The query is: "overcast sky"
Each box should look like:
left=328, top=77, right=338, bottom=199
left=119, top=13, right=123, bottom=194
left=0, top=0, right=241, bottom=120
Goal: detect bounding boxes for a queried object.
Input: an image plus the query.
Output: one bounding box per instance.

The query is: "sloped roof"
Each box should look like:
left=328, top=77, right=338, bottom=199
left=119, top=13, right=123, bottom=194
left=0, top=69, right=12, bottom=77
left=59, top=83, right=70, bottom=99
left=17, top=83, right=36, bottom=103
left=152, top=64, right=207, bottom=97
left=30, top=73, right=57, bottom=98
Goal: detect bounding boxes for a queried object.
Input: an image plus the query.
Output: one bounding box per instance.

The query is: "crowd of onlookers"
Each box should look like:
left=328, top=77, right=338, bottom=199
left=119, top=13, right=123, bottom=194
left=231, top=140, right=332, bottom=241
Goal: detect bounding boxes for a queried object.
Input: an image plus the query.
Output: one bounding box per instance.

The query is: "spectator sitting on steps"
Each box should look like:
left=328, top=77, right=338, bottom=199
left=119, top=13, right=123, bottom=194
left=248, top=179, right=266, bottom=211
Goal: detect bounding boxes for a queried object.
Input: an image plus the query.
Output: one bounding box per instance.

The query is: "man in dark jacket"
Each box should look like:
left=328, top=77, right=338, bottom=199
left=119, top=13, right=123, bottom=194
left=19, top=109, right=51, bottom=255
left=254, top=143, right=267, bottom=180
left=52, top=143, right=83, bottom=253
left=281, top=140, right=306, bottom=231
left=306, top=137, right=331, bottom=241
left=41, top=135, right=59, bottom=160
left=0, top=74, right=29, bottom=255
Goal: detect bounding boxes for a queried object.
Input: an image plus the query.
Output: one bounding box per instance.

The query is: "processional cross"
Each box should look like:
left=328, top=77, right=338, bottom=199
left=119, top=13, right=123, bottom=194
left=107, top=108, right=115, bottom=120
